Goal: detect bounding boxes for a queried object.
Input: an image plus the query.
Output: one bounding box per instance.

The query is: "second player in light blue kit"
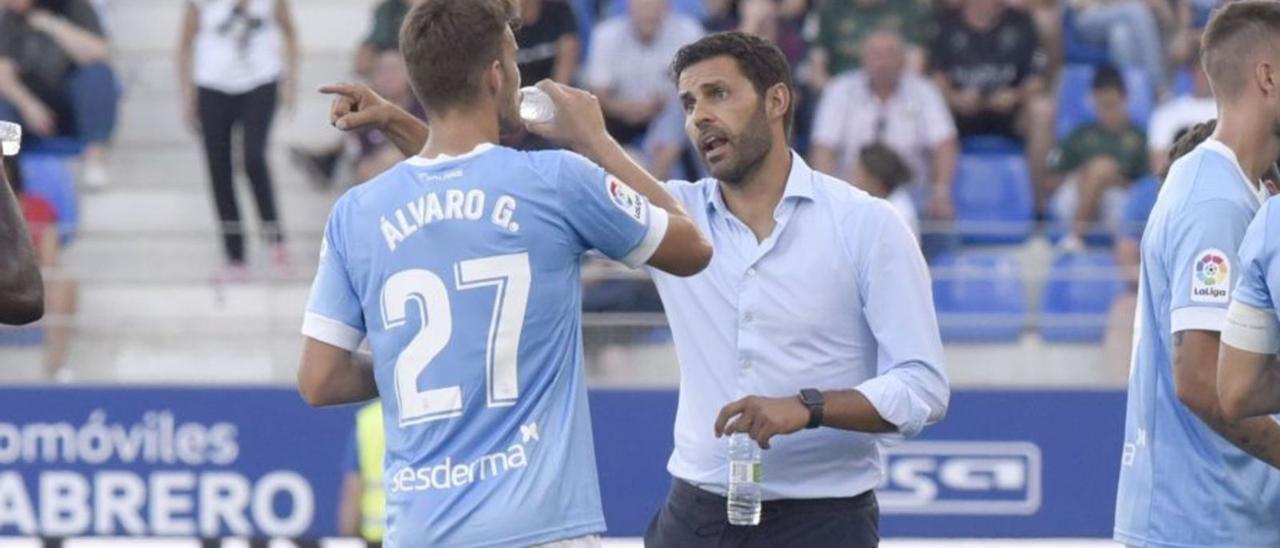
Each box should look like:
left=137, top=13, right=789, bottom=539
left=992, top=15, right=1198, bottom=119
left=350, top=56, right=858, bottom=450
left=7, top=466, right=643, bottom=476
left=1218, top=196, right=1280, bottom=422
left=294, top=1, right=712, bottom=546
left=1114, top=3, right=1280, bottom=547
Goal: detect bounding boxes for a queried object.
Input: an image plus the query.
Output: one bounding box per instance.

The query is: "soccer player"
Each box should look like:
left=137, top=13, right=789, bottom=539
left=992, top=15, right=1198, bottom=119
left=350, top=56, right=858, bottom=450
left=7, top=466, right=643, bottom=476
left=1115, top=3, right=1280, bottom=547
left=0, top=150, right=44, bottom=325
left=295, top=1, right=712, bottom=546
left=1219, top=171, right=1280, bottom=422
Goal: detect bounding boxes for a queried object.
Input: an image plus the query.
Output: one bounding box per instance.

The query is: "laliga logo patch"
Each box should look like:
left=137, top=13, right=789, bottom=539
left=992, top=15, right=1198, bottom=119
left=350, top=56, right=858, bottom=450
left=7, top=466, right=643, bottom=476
left=1191, top=249, right=1230, bottom=304
left=607, top=176, right=647, bottom=224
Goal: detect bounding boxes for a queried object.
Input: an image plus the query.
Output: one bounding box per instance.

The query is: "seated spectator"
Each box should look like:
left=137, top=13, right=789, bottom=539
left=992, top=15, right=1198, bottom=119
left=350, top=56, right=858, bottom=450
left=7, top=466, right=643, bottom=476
left=355, top=0, right=421, bottom=78
left=1068, top=0, right=1171, bottom=94
left=807, top=0, right=929, bottom=90
left=737, top=0, right=806, bottom=68
left=811, top=29, right=957, bottom=221
left=352, top=51, right=424, bottom=183
left=929, top=0, right=1053, bottom=206
left=3, top=152, right=77, bottom=379
left=0, top=0, right=120, bottom=189
left=583, top=0, right=703, bottom=148
left=1147, top=56, right=1215, bottom=177
left=853, top=142, right=920, bottom=238
left=1048, top=66, right=1149, bottom=251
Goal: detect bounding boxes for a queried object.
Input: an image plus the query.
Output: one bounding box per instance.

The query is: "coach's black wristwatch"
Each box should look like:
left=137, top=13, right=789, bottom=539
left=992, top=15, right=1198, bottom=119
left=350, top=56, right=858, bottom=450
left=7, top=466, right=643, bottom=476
left=799, top=389, right=824, bottom=429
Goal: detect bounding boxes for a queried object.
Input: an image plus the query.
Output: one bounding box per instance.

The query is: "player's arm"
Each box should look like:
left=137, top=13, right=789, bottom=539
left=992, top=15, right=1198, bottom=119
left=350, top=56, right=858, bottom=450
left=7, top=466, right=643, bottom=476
left=0, top=155, right=44, bottom=325
left=1173, top=330, right=1280, bottom=468
left=297, top=340, right=377, bottom=406
left=1218, top=337, right=1280, bottom=420
left=321, top=83, right=429, bottom=158
left=528, top=81, right=712, bottom=277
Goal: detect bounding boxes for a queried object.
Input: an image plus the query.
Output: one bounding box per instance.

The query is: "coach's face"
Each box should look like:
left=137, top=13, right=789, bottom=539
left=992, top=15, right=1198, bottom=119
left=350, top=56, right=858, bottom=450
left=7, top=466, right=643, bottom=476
left=679, top=56, right=780, bottom=184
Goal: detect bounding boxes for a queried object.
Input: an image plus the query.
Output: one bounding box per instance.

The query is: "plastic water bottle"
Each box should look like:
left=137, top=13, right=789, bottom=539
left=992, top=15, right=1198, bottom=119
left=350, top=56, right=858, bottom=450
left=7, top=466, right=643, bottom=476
left=520, top=86, right=557, bottom=124
left=0, top=121, right=19, bottom=157
left=727, top=432, right=762, bottom=526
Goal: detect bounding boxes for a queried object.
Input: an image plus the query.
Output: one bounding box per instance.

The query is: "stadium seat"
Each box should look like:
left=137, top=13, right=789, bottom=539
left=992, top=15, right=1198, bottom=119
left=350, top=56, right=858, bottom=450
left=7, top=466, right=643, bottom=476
left=1056, top=65, right=1156, bottom=139
left=1062, top=7, right=1111, bottom=66
left=572, top=0, right=596, bottom=59
left=608, top=0, right=705, bottom=19
left=0, top=325, right=45, bottom=347
left=931, top=251, right=1027, bottom=343
left=19, top=153, right=79, bottom=245
left=961, top=135, right=1024, bottom=156
left=22, top=137, right=85, bottom=157
left=1040, top=252, right=1125, bottom=343
left=951, top=153, right=1034, bottom=245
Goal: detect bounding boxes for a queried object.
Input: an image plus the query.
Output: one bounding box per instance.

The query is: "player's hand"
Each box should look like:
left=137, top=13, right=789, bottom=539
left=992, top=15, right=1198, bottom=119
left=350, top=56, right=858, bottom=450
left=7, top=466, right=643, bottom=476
left=714, top=395, right=810, bottom=450
left=320, top=82, right=393, bottom=132
left=524, top=80, right=610, bottom=155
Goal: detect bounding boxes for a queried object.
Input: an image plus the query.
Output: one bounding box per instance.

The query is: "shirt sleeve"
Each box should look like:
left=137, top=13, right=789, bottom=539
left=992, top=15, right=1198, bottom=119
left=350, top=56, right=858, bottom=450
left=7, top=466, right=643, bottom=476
left=1169, top=198, right=1256, bottom=333
left=1147, top=106, right=1175, bottom=153
left=919, top=79, right=958, bottom=146
left=1234, top=200, right=1278, bottom=311
left=544, top=151, right=669, bottom=268
left=810, top=79, right=850, bottom=149
left=1048, top=129, right=1084, bottom=175
left=302, top=198, right=367, bottom=351
left=847, top=201, right=950, bottom=439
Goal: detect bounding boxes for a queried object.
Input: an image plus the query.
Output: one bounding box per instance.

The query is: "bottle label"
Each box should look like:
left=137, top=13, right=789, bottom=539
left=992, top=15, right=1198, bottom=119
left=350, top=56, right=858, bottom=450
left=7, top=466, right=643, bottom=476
left=730, top=461, right=760, bottom=483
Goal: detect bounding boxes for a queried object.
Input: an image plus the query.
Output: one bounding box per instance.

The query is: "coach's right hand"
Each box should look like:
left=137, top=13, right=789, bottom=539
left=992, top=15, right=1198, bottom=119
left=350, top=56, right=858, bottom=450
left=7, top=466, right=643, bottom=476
left=320, top=82, right=395, bottom=132
left=524, top=80, right=612, bottom=156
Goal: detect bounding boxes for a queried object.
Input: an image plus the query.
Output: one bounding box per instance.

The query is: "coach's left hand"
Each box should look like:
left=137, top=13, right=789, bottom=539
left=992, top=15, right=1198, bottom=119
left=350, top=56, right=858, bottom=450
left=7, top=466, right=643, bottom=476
left=715, top=395, right=810, bottom=450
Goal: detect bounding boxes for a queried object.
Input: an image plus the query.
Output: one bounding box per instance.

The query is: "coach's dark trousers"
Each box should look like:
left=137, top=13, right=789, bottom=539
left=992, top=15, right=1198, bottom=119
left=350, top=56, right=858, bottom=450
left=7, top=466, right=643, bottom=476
left=644, top=478, right=880, bottom=548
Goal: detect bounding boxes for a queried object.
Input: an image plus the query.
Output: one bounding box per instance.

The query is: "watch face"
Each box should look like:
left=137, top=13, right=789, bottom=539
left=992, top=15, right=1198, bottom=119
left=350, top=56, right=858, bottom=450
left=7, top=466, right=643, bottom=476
left=801, top=389, right=821, bottom=404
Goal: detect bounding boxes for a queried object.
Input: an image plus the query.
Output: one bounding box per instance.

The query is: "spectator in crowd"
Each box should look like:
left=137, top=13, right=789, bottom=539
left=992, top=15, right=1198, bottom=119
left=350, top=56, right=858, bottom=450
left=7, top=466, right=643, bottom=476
left=807, top=0, right=929, bottom=90
left=583, top=0, right=703, bottom=148
left=355, top=0, right=422, bottom=78
left=1068, top=0, right=1172, bottom=93
left=177, top=0, right=298, bottom=280
left=811, top=29, right=957, bottom=221
left=338, top=401, right=385, bottom=546
left=3, top=151, right=76, bottom=378
left=516, top=0, right=580, bottom=86
left=0, top=0, right=120, bottom=189
left=1148, top=56, right=1216, bottom=176
left=1048, top=65, right=1149, bottom=252
left=0, top=150, right=44, bottom=325
left=352, top=51, right=424, bottom=183
left=929, top=0, right=1053, bottom=206
left=853, top=142, right=919, bottom=238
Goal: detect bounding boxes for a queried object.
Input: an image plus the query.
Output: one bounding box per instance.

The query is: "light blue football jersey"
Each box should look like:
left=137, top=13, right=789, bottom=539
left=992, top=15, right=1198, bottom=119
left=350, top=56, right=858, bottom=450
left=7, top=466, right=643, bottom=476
left=302, top=144, right=668, bottom=547
left=1114, top=140, right=1280, bottom=547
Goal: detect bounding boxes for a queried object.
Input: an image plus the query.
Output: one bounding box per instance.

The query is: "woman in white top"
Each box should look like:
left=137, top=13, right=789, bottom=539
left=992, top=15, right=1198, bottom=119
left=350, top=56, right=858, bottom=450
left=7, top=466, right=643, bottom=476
left=177, top=0, right=298, bottom=279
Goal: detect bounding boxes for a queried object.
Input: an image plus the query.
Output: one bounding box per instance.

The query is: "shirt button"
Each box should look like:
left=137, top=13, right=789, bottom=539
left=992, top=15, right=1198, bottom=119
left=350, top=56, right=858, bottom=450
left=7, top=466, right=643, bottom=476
left=742, top=360, right=752, bottom=369
left=746, top=268, right=757, bottom=277
left=743, top=312, right=754, bottom=322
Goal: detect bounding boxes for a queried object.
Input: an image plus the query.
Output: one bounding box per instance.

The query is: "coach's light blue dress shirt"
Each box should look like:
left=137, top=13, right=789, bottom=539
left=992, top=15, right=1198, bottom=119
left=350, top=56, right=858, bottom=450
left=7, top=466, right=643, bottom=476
left=648, top=152, right=950, bottom=500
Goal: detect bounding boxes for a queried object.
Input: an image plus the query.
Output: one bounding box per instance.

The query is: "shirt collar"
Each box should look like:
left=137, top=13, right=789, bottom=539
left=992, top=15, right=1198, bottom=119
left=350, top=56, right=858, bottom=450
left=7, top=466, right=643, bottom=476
left=1201, top=138, right=1270, bottom=206
left=705, top=150, right=815, bottom=214
left=404, top=143, right=495, bottom=167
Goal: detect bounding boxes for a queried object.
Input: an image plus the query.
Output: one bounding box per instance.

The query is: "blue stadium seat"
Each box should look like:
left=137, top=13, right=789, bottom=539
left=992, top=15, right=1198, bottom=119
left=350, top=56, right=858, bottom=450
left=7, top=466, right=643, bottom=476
left=572, top=0, right=596, bottom=60
left=0, top=325, right=45, bottom=347
left=1062, top=7, right=1111, bottom=65
left=961, top=135, right=1024, bottom=156
left=952, top=153, right=1034, bottom=245
left=932, top=251, right=1027, bottom=343
left=19, top=154, right=79, bottom=245
left=1040, top=252, right=1125, bottom=343
left=608, top=0, right=705, bottom=19
left=1056, top=65, right=1156, bottom=139
left=22, top=137, right=84, bottom=157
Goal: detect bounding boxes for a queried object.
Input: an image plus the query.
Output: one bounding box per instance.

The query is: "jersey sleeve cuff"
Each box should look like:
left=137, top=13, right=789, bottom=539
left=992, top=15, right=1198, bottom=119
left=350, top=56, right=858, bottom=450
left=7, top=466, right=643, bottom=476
left=620, top=204, right=670, bottom=268
left=1171, top=306, right=1228, bottom=334
left=302, top=312, right=365, bottom=352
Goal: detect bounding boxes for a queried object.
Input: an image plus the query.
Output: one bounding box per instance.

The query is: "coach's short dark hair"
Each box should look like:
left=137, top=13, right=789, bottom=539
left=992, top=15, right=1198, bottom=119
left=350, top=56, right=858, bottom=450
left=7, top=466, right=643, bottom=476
left=671, top=32, right=797, bottom=139
left=400, top=0, right=513, bottom=114
left=1201, top=0, right=1280, bottom=99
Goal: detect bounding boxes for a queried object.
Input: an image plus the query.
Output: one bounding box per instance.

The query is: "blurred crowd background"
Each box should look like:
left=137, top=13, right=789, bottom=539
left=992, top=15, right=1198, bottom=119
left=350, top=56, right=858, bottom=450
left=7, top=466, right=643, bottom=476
left=0, top=0, right=1231, bottom=388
